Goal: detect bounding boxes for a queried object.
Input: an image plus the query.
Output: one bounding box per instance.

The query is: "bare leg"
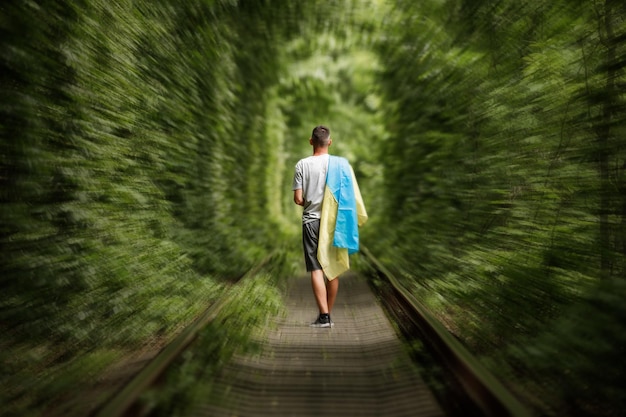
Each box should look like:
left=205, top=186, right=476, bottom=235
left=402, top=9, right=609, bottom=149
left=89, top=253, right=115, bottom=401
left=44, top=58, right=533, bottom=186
left=326, top=277, right=339, bottom=314
left=311, top=269, right=329, bottom=314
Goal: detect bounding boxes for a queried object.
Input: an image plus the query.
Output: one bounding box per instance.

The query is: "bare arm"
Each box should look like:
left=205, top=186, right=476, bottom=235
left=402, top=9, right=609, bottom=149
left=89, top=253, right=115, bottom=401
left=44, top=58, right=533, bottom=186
left=293, top=189, right=304, bottom=206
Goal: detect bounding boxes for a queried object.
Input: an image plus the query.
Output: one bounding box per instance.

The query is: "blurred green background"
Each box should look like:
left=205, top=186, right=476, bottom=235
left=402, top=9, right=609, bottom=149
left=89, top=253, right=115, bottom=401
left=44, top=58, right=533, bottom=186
left=1, top=1, right=624, bottom=416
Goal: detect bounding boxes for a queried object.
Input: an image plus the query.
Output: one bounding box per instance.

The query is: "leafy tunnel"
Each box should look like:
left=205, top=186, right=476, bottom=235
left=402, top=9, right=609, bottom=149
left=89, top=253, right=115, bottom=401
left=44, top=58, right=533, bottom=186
left=1, top=1, right=625, bottom=416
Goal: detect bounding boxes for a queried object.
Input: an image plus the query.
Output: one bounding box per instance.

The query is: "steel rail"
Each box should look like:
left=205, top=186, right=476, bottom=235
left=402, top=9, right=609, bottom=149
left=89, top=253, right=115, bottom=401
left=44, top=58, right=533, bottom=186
left=359, top=245, right=532, bottom=417
left=90, top=252, right=277, bottom=417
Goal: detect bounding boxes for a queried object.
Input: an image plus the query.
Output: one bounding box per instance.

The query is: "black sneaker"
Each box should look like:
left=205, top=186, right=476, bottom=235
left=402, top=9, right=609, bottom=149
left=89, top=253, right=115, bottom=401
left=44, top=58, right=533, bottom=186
left=310, top=314, right=333, bottom=328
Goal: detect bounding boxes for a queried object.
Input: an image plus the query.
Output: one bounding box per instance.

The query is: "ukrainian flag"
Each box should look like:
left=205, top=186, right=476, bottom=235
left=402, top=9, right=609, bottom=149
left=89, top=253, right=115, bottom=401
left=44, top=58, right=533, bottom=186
left=317, top=156, right=368, bottom=280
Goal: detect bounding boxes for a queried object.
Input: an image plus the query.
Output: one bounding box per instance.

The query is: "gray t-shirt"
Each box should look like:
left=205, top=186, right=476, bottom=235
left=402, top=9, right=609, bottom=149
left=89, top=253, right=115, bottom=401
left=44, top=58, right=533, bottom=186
left=292, top=154, right=329, bottom=224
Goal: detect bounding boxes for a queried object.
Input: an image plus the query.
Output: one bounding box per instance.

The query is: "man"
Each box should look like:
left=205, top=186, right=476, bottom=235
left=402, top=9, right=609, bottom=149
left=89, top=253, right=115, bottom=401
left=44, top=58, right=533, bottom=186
left=292, top=125, right=367, bottom=328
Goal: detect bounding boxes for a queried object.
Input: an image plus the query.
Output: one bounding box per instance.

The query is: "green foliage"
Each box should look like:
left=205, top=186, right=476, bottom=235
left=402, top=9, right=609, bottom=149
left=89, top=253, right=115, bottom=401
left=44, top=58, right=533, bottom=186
left=499, top=277, right=626, bottom=416
left=0, top=1, right=239, bottom=359
left=2, top=0, right=625, bottom=416
left=0, top=1, right=324, bottom=415
left=372, top=0, right=626, bottom=415
left=137, top=271, right=286, bottom=417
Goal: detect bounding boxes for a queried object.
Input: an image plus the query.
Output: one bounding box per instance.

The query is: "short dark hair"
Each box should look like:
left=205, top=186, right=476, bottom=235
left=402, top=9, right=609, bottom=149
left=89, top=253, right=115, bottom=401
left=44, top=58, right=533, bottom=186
left=311, top=125, right=331, bottom=147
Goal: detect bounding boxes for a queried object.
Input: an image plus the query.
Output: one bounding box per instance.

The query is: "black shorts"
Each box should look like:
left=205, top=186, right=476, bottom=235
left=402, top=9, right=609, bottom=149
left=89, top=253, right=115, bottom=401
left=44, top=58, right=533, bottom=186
left=302, top=220, right=323, bottom=272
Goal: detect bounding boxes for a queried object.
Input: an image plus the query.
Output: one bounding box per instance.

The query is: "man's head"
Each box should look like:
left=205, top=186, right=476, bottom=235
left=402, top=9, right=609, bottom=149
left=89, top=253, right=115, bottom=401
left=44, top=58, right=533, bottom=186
left=310, top=125, right=331, bottom=148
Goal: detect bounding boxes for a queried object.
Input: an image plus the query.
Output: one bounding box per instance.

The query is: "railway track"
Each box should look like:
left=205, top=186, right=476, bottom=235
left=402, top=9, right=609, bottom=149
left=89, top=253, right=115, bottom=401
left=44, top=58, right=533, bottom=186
left=90, top=249, right=532, bottom=417
left=359, top=246, right=532, bottom=417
